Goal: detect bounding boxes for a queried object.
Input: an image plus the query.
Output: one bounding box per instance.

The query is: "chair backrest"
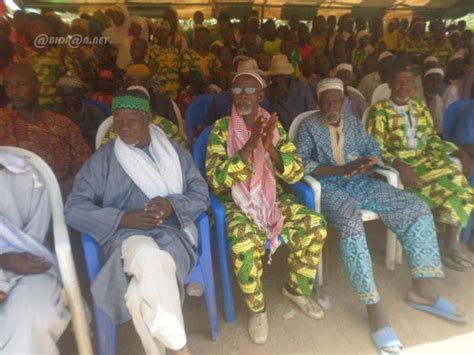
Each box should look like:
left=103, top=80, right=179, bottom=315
left=0, top=146, right=92, bottom=355
left=443, top=99, right=473, bottom=141
left=84, top=99, right=112, bottom=117
left=361, top=106, right=371, bottom=129
left=193, top=126, right=213, bottom=178
left=95, top=115, right=114, bottom=150
left=171, top=99, right=186, bottom=139
left=185, top=94, right=215, bottom=141
left=288, top=110, right=319, bottom=140
left=371, top=83, right=391, bottom=105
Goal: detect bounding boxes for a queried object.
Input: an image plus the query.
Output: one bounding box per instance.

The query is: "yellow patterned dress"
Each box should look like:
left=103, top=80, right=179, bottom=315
left=205, top=117, right=327, bottom=313
left=367, top=98, right=474, bottom=229
left=101, top=115, right=186, bottom=148
left=14, top=47, right=72, bottom=108
left=181, top=49, right=221, bottom=86
left=147, top=45, right=181, bottom=100
left=429, top=41, right=454, bottom=68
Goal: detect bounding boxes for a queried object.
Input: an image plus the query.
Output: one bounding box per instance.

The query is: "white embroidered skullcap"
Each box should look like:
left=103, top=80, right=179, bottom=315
left=377, top=51, right=394, bottom=63
left=356, top=30, right=370, bottom=41
left=317, top=78, right=344, bottom=98
left=423, top=68, right=444, bottom=79
left=232, top=71, right=267, bottom=88
left=126, top=85, right=150, bottom=99
left=448, top=50, right=465, bottom=63
left=335, top=63, right=353, bottom=73
left=423, top=55, right=439, bottom=65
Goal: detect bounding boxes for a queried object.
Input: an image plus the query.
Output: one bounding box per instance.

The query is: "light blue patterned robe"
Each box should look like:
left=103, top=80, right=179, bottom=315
left=295, top=111, right=443, bottom=304
left=65, top=140, right=210, bottom=322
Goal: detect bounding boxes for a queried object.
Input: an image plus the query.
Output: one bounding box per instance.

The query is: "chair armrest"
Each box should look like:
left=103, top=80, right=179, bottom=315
left=302, top=175, right=321, bottom=213
left=289, top=181, right=315, bottom=210
left=373, top=166, right=402, bottom=188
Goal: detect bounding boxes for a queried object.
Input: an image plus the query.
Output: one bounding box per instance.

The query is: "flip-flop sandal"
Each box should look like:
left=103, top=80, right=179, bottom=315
left=406, top=296, right=468, bottom=323
left=441, top=253, right=469, bottom=271
left=447, top=250, right=474, bottom=268
left=371, top=326, right=403, bottom=355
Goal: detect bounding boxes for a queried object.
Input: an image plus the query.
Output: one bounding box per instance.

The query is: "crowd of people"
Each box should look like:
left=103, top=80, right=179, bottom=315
left=0, top=5, right=474, bottom=355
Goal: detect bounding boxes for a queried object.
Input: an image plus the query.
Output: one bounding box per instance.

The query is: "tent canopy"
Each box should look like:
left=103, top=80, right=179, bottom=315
left=21, top=0, right=473, bottom=20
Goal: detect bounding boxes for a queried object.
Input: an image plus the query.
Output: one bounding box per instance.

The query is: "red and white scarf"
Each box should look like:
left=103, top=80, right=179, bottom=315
left=227, top=106, right=283, bottom=254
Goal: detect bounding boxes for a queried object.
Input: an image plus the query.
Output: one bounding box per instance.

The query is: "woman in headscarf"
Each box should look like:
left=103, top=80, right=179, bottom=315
left=129, top=16, right=149, bottom=42
left=102, top=5, right=131, bottom=70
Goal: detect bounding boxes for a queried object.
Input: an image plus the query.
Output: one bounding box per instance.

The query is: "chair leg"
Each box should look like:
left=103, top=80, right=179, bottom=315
left=94, top=306, right=116, bottom=355
left=460, top=212, right=473, bottom=244
left=215, top=217, right=236, bottom=323
left=396, top=241, right=403, bottom=265
left=200, top=259, right=220, bottom=342
left=316, top=252, right=323, bottom=287
left=385, top=229, right=396, bottom=270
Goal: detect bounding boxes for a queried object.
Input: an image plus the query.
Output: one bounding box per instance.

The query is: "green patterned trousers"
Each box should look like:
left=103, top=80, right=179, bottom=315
left=225, top=194, right=327, bottom=313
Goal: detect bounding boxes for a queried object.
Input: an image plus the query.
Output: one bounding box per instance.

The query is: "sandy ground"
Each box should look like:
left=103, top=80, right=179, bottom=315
left=102, top=220, right=473, bottom=355
left=56, top=220, right=473, bottom=354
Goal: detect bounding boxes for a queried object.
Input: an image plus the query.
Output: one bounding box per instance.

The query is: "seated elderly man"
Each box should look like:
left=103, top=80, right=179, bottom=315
left=0, top=150, right=70, bottom=353
left=0, top=64, right=91, bottom=195
left=206, top=70, right=327, bottom=345
left=265, top=54, right=316, bottom=131
left=101, top=86, right=185, bottom=148
left=295, top=78, right=466, bottom=355
left=52, top=75, right=107, bottom=150
left=65, top=89, right=209, bottom=354
left=367, top=59, right=474, bottom=272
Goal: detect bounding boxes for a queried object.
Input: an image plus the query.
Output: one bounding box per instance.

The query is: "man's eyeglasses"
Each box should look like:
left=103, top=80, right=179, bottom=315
left=231, top=87, right=259, bottom=95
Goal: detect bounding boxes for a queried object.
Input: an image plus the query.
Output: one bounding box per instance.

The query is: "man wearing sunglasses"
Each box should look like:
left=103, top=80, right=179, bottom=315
left=206, top=71, right=327, bottom=345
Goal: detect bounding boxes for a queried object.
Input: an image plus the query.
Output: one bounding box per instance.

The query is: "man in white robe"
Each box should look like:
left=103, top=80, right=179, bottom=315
left=0, top=150, right=70, bottom=354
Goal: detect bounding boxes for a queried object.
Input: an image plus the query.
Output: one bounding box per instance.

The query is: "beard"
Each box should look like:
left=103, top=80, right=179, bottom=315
left=324, top=111, right=340, bottom=124
left=235, top=99, right=253, bottom=116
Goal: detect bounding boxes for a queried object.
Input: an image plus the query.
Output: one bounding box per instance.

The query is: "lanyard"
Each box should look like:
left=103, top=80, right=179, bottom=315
left=388, top=99, right=418, bottom=149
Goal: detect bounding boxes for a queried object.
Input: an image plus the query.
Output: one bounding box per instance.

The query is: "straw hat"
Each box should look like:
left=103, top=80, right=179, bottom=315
left=237, top=58, right=266, bottom=76
left=267, top=54, right=294, bottom=76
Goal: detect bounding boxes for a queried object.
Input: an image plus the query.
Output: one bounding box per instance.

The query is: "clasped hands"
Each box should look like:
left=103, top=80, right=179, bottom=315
left=239, top=113, right=278, bottom=162
left=119, top=196, right=174, bottom=230
left=340, top=156, right=378, bottom=177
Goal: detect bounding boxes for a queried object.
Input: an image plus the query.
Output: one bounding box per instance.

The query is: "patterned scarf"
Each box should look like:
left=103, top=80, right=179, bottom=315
left=227, top=106, right=283, bottom=253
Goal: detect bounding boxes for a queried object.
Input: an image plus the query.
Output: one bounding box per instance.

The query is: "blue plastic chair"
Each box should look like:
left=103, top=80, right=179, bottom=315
left=82, top=212, right=219, bottom=355
left=185, top=94, right=215, bottom=147
left=193, top=126, right=316, bottom=323
left=84, top=99, right=112, bottom=117
left=443, top=99, right=474, bottom=244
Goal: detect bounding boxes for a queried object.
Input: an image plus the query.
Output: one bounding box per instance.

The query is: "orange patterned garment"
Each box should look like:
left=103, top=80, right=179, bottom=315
left=0, top=108, right=91, bottom=187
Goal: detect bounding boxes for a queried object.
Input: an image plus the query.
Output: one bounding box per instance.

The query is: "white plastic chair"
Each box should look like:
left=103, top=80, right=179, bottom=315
left=289, top=111, right=403, bottom=273
left=0, top=146, right=93, bottom=355
left=95, top=116, right=114, bottom=150
left=371, top=83, right=391, bottom=105
left=171, top=99, right=186, bottom=140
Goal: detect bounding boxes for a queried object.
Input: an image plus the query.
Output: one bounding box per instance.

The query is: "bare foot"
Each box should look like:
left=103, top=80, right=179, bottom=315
left=367, top=302, right=391, bottom=332
left=408, top=279, right=439, bottom=306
